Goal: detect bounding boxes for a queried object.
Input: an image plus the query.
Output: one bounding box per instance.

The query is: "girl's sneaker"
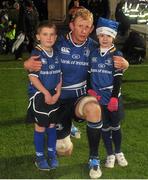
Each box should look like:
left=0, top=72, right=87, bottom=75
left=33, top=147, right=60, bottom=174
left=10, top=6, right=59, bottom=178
left=115, top=152, right=128, bottom=167
left=105, top=154, right=115, bottom=168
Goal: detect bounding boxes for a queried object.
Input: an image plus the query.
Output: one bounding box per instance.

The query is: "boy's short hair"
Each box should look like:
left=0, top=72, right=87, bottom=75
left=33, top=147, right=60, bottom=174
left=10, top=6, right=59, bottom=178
left=36, top=20, right=57, bottom=34
left=71, top=8, right=93, bottom=23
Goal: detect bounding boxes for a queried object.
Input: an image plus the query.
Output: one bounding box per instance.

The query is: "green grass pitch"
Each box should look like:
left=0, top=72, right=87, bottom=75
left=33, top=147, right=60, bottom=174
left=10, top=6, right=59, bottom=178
left=0, top=54, right=148, bottom=179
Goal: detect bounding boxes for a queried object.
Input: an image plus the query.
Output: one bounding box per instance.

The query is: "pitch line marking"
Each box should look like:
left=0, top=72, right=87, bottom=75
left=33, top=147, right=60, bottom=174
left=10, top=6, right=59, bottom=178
left=0, top=67, right=24, bottom=70
left=0, top=64, right=148, bottom=70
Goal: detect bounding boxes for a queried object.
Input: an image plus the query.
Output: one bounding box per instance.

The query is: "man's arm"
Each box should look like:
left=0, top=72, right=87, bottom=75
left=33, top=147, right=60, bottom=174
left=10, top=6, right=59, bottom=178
left=113, top=56, right=129, bottom=70
left=24, top=55, right=42, bottom=72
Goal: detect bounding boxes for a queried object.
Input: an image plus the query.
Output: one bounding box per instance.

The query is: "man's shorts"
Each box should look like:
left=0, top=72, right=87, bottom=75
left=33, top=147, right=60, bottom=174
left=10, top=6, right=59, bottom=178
left=101, top=97, right=125, bottom=128
left=56, top=96, right=85, bottom=139
left=26, top=92, right=60, bottom=127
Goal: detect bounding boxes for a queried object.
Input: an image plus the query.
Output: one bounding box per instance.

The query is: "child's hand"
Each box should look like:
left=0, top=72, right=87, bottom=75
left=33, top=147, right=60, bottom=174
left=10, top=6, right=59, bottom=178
left=52, top=80, right=62, bottom=104
left=44, top=92, right=53, bottom=105
left=51, top=80, right=62, bottom=104
left=107, top=97, right=118, bottom=112
left=55, top=80, right=62, bottom=94
left=87, top=89, right=101, bottom=101
left=52, top=94, right=59, bottom=104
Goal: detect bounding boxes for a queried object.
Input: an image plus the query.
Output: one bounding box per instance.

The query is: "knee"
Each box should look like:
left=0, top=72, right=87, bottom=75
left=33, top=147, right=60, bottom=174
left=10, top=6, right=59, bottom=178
left=56, top=135, right=73, bottom=156
left=75, top=96, right=98, bottom=118
left=35, top=123, right=45, bottom=132
left=75, top=96, right=101, bottom=123
left=83, top=102, right=101, bottom=123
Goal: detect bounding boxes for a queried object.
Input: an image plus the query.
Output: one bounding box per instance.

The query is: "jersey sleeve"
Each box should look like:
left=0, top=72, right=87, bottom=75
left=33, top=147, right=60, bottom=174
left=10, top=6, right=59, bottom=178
left=112, top=50, right=124, bottom=97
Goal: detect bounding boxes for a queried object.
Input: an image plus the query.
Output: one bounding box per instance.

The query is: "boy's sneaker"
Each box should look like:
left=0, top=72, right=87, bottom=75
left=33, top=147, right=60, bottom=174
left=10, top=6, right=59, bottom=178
left=70, top=126, right=81, bottom=139
left=89, top=158, right=102, bottom=179
left=115, top=152, right=128, bottom=167
left=105, top=154, right=115, bottom=168
left=49, top=158, right=59, bottom=169
left=35, top=157, right=50, bottom=171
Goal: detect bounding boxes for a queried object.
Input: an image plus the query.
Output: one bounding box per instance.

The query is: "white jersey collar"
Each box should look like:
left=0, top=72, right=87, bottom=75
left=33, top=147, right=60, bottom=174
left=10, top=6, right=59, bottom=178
left=37, top=44, right=53, bottom=58
left=69, top=31, right=87, bottom=47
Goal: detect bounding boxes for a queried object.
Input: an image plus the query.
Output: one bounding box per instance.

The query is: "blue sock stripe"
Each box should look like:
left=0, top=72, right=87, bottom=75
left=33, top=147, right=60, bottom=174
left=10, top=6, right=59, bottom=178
left=102, top=127, right=112, bottom=132
left=87, top=121, right=102, bottom=129
left=111, top=125, right=120, bottom=131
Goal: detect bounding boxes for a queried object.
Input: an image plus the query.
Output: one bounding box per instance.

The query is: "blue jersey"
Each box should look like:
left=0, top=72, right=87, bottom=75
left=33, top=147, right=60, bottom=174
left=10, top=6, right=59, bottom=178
left=56, top=32, right=98, bottom=99
left=90, top=46, right=123, bottom=105
left=28, top=45, right=61, bottom=97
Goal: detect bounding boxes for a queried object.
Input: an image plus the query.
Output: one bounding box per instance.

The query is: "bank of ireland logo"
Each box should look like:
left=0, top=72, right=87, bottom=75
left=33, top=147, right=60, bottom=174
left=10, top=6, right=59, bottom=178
left=72, top=54, right=80, bottom=59
left=98, top=63, right=105, bottom=68
left=49, top=65, right=55, bottom=70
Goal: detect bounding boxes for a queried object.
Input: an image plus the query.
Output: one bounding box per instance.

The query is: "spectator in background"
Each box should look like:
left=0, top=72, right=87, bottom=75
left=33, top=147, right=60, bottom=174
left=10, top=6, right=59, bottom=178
left=79, top=0, right=89, bottom=9
left=0, top=13, right=9, bottom=53
left=88, top=0, right=110, bottom=27
left=88, top=0, right=99, bottom=27
left=68, top=0, right=85, bottom=21
left=115, top=0, right=130, bottom=36
left=5, top=21, right=16, bottom=54
left=0, top=13, right=9, bottom=34
left=13, top=0, right=39, bottom=60
left=32, top=0, right=48, bottom=21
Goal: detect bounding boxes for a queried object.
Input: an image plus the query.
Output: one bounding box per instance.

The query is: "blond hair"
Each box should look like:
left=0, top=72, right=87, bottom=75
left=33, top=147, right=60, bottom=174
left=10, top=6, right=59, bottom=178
left=71, top=8, right=93, bottom=23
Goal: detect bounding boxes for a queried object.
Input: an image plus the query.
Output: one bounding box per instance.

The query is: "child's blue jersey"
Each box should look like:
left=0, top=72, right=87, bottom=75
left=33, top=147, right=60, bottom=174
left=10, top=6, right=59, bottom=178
left=90, top=46, right=123, bottom=105
left=56, top=32, right=98, bottom=99
left=28, top=45, right=61, bottom=97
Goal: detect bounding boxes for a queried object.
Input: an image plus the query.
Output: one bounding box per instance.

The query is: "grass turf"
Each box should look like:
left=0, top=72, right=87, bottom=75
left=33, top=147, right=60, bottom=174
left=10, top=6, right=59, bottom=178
left=0, top=54, right=148, bottom=179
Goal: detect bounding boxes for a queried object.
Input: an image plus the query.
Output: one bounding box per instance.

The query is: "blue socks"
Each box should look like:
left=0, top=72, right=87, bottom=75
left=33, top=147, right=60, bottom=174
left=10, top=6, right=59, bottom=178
left=34, top=131, right=45, bottom=159
left=46, top=127, right=57, bottom=159
left=34, top=127, right=57, bottom=160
